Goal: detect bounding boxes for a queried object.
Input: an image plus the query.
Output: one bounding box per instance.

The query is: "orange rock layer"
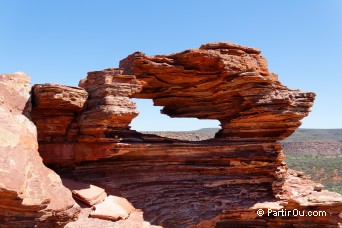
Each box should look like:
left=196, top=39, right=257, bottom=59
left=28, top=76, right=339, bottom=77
left=28, top=42, right=342, bottom=227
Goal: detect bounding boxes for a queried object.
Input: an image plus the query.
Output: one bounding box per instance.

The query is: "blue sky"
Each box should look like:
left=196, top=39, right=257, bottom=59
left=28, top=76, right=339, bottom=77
left=1, top=1, right=341, bottom=131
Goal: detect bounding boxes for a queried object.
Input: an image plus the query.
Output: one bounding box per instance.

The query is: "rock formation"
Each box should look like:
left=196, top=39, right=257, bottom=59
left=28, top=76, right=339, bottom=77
left=0, top=73, right=79, bottom=227
left=62, top=179, right=160, bottom=228
left=62, top=178, right=107, bottom=206
left=3, top=42, right=341, bottom=227
left=120, top=42, right=315, bottom=142
left=0, top=73, right=158, bottom=227
left=90, top=195, right=136, bottom=220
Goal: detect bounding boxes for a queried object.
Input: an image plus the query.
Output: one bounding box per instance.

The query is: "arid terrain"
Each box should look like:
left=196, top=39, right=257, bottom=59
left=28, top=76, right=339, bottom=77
left=282, top=129, right=342, bottom=194
left=143, top=128, right=342, bottom=194
left=2, top=42, right=341, bottom=227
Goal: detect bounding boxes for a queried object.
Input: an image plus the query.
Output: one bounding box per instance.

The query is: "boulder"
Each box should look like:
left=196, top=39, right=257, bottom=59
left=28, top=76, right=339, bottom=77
left=62, top=178, right=107, bottom=206
left=0, top=73, right=79, bottom=227
left=90, top=195, right=136, bottom=220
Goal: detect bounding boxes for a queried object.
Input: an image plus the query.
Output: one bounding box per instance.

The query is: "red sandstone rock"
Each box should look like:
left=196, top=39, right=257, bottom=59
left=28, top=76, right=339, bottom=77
left=120, top=42, right=315, bottom=142
left=0, top=73, right=80, bottom=227
left=31, top=69, right=144, bottom=167
left=0, top=72, right=31, bottom=115
left=73, top=142, right=287, bottom=227
left=248, top=170, right=342, bottom=227
left=31, top=83, right=88, bottom=143
left=27, top=42, right=341, bottom=227
left=31, top=84, right=88, bottom=165
left=61, top=179, right=159, bottom=227
left=90, top=195, right=136, bottom=220
left=77, top=68, right=142, bottom=140
left=62, top=179, right=107, bottom=206
left=66, top=209, right=161, bottom=228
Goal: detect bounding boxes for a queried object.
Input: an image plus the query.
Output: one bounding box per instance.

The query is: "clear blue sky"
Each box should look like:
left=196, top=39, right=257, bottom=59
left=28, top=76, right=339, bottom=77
left=1, top=1, right=341, bottom=131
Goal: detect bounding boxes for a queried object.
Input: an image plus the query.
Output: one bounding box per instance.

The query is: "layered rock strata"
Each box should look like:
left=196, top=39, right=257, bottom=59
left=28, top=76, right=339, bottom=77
left=0, top=73, right=79, bottom=227
left=120, top=42, right=315, bottom=142
left=29, top=42, right=342, bottom=227
left=30, top=84, right=88, bottom=165
left=72, top=142, right=285, bottom=227
left=31, top=69, right=144, bottom=167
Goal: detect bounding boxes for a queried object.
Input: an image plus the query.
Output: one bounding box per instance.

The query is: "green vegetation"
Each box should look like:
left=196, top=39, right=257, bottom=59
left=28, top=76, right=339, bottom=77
left=283, top=129, right=342, bottom=194
left=285, top=153, right=342, bottom=194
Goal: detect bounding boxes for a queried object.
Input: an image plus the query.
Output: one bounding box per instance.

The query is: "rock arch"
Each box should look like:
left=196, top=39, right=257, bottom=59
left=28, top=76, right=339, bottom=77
left=119, top=42, right=314, bottom=141
left=29, top=42, right=342, bottom=227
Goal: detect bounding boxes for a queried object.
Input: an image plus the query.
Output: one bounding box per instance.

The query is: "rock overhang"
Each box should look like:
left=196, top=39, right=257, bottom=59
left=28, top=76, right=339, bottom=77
left=118, top=42, right=315, bottom=141
left=30, top=42, right=316, bottom=151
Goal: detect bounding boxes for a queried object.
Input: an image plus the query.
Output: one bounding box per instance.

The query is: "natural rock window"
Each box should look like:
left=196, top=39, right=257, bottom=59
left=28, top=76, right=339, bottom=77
left=30, top=42, right=315, bottom=167
left=130, top=98, right=220, bottom=141
left=23, top=42, right=342, bottom=228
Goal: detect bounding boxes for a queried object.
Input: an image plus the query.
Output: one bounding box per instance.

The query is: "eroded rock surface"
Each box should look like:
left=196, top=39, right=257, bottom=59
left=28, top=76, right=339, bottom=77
left=66, top=209, right=161, bottom=228
left=120, top=42, right=315, bottom=142
left=30, top=84, right=88, bottom=165
left=28, top=42, right=342, bottom=227
left=63, top=179, right=161, bottom=228
left=0, top=73, right=79, bottom=227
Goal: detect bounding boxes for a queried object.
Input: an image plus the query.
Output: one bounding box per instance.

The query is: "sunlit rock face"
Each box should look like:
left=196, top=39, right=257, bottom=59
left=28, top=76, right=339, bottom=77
left=120, top=42, right=315, bottom=142
left=0, top=73, right=79, bottom=227
left=29, top=42, right=341, bottom=227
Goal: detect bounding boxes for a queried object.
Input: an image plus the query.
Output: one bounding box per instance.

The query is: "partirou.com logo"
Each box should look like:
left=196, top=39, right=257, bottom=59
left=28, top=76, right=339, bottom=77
left=256, top=208, right=329, bottom=217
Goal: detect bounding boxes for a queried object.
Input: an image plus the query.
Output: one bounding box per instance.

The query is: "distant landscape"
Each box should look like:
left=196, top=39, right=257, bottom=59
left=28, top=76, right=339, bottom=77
left=281, top=129, right=342, bottom=194
left=143, top=128, right=342, bottom=194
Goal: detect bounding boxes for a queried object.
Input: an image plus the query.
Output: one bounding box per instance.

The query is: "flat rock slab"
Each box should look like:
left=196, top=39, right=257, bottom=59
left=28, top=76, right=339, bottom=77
left=90, top=195, right=136, bottom=221
left=65, top=209, right=161, bottom=228
left=62, top=178, right=107, bottom=206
